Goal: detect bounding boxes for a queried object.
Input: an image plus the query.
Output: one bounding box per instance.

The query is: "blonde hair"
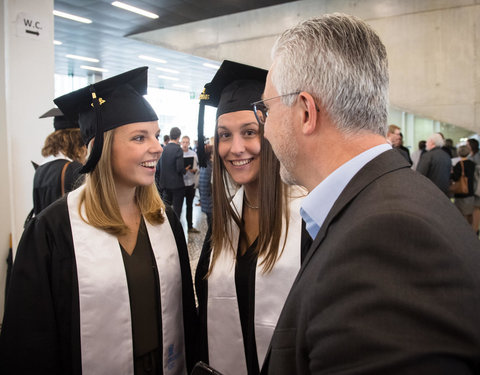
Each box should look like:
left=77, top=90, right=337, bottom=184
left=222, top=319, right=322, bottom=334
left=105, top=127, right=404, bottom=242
left=79, top=128, right=165, bottom=236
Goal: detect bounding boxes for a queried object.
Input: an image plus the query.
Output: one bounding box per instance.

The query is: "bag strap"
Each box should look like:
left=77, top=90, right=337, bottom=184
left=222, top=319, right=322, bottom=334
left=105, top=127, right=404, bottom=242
left=61, top=161, right=71, bottom=196
left=460, top=160, right=465, bottom=176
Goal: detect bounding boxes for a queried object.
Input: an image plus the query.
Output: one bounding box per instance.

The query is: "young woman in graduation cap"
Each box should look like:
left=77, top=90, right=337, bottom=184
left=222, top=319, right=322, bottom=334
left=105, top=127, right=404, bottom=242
left=32, top=108, right=86, bottom=216
left=0, top=67, right=197, bottom=375
left=194, top=61, right=311, bottom=375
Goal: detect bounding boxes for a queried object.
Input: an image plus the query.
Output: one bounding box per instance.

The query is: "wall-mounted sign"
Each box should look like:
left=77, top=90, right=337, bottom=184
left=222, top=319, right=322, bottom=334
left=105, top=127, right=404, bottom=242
left=16, top=12, right=48, bottom=40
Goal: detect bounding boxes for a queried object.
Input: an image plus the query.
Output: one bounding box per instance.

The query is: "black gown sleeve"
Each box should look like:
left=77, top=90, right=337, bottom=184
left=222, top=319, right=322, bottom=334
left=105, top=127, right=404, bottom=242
left=64, top=160, right=85, bottom=192
left=194, top=224, right=213, bottom=364
left=164, top=205, right=199, bottom=373
left=0, top=197, right=81, bottom=375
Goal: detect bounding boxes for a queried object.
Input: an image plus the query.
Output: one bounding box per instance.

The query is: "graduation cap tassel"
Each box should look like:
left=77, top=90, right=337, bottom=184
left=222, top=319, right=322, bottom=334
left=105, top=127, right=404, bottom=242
left=197, top=100, right=206, bottom=168
left=79, top=87, right=105, bottom=174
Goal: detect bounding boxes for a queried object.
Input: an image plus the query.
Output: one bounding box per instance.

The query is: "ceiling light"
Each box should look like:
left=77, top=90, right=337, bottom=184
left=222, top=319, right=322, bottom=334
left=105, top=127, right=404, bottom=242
left=53, top=40, right=62, bottom=45
left=53, top=10, right=92, bottom=24
left=158, top=75, right=179, bottom=81
left=80, top=65, right=108, bottom=73
left=111, top=1, right=159, bottom=19
left=139, top=55, right=166, bottom=64
left=66, top=54, right=99, bottom=63
left=173, top=84, right=190, bottom=89
left=203, top=62, right=220, bottom=69
left=156, top=67, right=179, bottom=74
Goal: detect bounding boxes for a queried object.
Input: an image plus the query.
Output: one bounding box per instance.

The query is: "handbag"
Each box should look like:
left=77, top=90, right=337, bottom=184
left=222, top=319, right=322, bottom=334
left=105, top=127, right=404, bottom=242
left=450, top=160, right=469, bottom=195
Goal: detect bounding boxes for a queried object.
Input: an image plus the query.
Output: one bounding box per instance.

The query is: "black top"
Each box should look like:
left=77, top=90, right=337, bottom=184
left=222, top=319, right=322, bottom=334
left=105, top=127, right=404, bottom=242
left=120, top=217, right=161, bottom=359
left=452, top=159, right=476, bottom=197
left=159, top=143, right=185, bottom=190
left=33, top=159, right=84, bottom=215
left=235, top=239, right=260, bottom=375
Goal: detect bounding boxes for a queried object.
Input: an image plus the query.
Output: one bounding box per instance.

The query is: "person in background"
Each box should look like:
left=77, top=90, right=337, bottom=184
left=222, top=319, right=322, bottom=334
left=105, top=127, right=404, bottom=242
left=198, top=142, right=213, bottom=232
left=33, top=108, right=86, bottom=215
left=194, top=60, right=310, bottom=375
left=261, top=13, right=480, bottom=374
left=386, top=125, right=411, bottom=165
left=451, top=145, right=476, bottom=223
left=467, top=138, right=480, bottom=235
left=159, top=127, right=186, bottom=218
left=398, top=132, right=412, bottom=165
left=0, top=67, right=197, bottom=375
left=445, top=138, right=458, bottom=158
left=181, top=135, right=200, bottom=233
left=417, top=132, right=452, bottom=195
left=410, top=140, right=426, bottom=170
left=161, top=134, right=170, bottom=148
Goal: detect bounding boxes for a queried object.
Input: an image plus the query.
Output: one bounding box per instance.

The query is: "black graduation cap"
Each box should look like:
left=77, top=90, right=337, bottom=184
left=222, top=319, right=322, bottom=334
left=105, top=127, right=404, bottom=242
left=39, top=107, right=79, bottom=131
left=54, top=67, right=158, bottom=174
left=197, top=60, right=267, bottom=167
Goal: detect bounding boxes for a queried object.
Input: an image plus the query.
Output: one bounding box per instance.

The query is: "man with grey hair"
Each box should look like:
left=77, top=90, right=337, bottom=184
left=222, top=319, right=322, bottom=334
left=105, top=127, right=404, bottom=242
left=256, top=13, right=480, bottom=375
left=416, top=132, right=452, bottom=195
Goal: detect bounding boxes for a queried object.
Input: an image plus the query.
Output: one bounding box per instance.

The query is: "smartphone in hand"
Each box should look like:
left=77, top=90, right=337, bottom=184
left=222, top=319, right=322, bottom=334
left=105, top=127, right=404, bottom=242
left=191, top=361, right=224, bottom=375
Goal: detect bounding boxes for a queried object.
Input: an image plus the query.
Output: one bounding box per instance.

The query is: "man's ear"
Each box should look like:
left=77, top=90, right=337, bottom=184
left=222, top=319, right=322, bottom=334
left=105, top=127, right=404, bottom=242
left=298, top=92, right=318, bottom=135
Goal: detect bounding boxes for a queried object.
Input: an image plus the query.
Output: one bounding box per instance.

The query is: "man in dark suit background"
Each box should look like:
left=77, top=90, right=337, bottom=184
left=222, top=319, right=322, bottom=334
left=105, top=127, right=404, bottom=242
left=159, top=126, right=185, bottom=218
left=258, top=14, right=480, bottom=375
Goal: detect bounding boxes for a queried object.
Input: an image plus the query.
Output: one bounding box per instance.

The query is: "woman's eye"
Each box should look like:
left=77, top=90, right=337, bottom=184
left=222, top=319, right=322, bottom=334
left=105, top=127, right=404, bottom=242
left=244, top=129, right=257, bottom=137
left=218, top=132, right=231, bottom=140
left=132, top=135, right=145, bottom=142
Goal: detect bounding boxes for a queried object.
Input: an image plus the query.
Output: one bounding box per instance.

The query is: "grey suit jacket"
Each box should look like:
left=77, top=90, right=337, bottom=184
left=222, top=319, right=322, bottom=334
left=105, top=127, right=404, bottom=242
left=265, top=150, right=480, bottom=375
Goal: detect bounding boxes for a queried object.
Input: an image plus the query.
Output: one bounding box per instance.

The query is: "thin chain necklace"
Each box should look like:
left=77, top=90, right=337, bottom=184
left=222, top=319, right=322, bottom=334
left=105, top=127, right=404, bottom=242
left=244, top=195, right=259, bottom=209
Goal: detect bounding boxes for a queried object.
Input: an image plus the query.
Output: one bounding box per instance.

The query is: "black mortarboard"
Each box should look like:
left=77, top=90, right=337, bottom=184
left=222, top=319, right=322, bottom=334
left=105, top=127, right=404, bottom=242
left=39, top=107, right=79, bottom=131
left=54, top=67, right=158, bottom=173
left=197, top=60, right=267, bottom=166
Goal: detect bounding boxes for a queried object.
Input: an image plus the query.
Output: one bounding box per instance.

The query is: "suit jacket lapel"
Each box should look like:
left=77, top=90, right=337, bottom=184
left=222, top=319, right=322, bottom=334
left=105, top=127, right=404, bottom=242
left=296, top=149, right=410, bottom=280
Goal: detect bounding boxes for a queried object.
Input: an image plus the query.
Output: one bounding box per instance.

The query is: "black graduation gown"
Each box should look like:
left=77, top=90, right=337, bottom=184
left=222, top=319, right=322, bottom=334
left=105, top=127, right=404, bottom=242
left=33, top=159, right=84, bottom=215
left=0, top=196, right=198, bottom=375
left=195, top=222, right=312, bottom=373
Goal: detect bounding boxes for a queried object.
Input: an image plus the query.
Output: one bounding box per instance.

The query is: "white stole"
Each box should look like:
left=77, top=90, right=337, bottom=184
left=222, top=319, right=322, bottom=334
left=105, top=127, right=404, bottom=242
left=68, top=186, right=186, bottom=375
left=207, top=186, right=304, bottom=375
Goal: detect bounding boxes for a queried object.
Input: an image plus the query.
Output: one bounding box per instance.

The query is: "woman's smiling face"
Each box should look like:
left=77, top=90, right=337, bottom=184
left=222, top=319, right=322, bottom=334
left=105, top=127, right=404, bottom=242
left=216, top=110, right=261, bottom=188
left=111, top=121, right=162, bottom=191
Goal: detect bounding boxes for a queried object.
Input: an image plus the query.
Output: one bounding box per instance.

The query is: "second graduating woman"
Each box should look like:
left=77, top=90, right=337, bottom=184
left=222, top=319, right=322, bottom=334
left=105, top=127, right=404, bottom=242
left=195, top=61, right=311, bottom=375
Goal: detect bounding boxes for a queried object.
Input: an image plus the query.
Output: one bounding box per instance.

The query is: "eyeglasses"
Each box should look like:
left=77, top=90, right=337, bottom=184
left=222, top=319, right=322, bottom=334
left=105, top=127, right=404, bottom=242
left=251, top=92, right=300, bottom=126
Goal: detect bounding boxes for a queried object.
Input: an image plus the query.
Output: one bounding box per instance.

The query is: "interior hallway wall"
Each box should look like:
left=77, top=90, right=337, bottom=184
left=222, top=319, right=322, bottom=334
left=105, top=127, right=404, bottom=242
left=132, top=0, right=480, bottom=134
left=0, top=0, right=54, bottom=322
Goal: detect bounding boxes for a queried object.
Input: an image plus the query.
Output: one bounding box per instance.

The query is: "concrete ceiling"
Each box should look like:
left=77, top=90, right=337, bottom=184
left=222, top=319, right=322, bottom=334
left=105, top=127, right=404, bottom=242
left=54, top=0, right=296, bottom=94
left=130, top=0, right=480, bottom=134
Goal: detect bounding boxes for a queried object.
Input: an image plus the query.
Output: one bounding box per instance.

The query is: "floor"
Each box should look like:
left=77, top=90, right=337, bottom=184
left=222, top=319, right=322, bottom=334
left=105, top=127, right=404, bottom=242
left=177, top=192, right=208, bottom=280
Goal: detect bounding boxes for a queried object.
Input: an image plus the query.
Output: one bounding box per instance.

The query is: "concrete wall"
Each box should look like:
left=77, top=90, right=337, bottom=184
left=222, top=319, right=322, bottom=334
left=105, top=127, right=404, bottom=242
left=132, top=0, right=480, bottom=133
left=0, top=0, right=54, bottom=322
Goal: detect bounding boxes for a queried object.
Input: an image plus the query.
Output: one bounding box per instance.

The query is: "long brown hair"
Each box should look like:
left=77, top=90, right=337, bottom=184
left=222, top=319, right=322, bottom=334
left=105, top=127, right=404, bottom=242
left=79, top=128, right=165, bottom=236
left=210, top=117, right=290, bottom=274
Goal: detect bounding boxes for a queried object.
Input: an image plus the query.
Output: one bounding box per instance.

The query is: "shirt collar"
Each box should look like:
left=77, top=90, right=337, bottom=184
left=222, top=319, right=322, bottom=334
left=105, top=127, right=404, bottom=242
left=301, top=143, right=391, bottom=240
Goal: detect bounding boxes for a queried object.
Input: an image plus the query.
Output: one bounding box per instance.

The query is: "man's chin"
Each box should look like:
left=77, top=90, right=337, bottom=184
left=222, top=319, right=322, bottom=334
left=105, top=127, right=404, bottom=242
left=280, top=164, right=297, bottom=186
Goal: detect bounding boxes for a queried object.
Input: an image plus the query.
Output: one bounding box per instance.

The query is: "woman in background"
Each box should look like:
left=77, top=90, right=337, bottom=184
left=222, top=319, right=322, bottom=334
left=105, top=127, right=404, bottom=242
left=0, top=67, right=197, bottom=375
left=452, top=145, right=476, bottom=224
left=33, top=108, right=86, bottom=215
left=195, top=60, right=310, bottom=375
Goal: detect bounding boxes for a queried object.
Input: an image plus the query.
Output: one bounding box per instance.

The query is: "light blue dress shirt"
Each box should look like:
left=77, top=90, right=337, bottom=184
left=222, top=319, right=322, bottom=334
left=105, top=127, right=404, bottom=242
left=301, top=144, right=392, bottom=240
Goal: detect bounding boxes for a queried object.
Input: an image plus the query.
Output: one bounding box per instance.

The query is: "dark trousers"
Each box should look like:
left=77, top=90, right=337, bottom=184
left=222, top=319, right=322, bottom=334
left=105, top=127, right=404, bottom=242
left=184, top=184, right=195, bottom=229
left=162, top=187, right=184, bottom=219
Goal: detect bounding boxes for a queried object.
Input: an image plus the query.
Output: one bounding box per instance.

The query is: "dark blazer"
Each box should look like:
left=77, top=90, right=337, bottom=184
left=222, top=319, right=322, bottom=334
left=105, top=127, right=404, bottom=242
left=416, top=147, right=452, bottom=195
left=264, top=150, right=480, bottom=375
left=159, top=142, right=185, bottom=190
